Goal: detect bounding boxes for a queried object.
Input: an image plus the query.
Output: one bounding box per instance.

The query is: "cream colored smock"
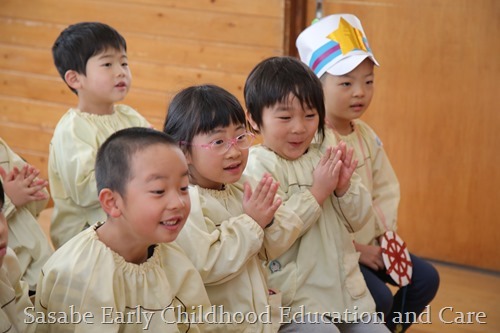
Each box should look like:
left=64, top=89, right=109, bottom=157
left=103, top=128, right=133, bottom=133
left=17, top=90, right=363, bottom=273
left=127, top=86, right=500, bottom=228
left=244, top=140, right=376, bottom=321
left=0, top=248, right=35, bottom=333
left=175, top=175, right=321, bottom=332
left=35, top=223, right=211, bottom=333
left=327, top=121, right=400, bottom=245
left=48, top=105, right=150, bottom=249
left=0, top=138, right=53, bottom=291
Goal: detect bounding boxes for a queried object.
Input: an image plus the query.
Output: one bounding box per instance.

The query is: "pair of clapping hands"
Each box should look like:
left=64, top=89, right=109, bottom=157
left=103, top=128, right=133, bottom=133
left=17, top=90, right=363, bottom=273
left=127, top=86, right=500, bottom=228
left=0, top=164, right=49, bottom=208
left=240, top=141, right=356, bottom=229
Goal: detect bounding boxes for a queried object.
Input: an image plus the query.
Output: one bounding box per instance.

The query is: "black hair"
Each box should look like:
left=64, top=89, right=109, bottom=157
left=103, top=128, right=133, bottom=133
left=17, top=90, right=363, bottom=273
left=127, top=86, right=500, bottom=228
left=95, top=127, right=177, bottom=197
left=0, top=180, right=4, bottom=209
left=163, top=84, right=247, bottom=153
left=52, top=22, right=127, bottom=94
left=244, top=56, right=325, bottom=141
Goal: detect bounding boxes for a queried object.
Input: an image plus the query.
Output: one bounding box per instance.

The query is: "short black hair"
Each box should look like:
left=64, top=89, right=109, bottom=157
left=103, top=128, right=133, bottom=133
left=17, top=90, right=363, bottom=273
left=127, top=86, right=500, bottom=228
left=163, top=84, right=247, bottom=153
left=52, top=22, right=127, bottom=94
left=95, top=127, right=177, bottom=197
left=244, top=56, right=325, bottom=141
left=0, top=180, right=4, bottom=209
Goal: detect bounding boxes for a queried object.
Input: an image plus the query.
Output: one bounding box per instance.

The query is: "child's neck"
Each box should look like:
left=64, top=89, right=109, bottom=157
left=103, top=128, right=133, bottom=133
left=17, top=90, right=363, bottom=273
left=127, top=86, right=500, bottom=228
left=96, top=221, right=151, bottom=264
left=189, top=173, right=226, bottom=191
left=326, top=118, right=354, bottom=136
left=77, top=101, right=115, bottom=115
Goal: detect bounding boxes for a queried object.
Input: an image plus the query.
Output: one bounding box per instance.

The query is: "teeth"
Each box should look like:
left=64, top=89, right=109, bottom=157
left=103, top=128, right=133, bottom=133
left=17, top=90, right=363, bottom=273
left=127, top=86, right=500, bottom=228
left=161, top=220, right=177, bottom=226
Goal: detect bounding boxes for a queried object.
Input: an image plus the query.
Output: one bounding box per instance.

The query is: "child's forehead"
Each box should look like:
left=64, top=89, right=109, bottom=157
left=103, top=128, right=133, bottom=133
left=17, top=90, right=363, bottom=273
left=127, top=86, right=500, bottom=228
left=198, top=122, right=246, bottom=135
left=93, top=47, right=127, bottom=58
left=270, top=94, right=310, bottom=110
left=129, top=145, right=187, bottom=178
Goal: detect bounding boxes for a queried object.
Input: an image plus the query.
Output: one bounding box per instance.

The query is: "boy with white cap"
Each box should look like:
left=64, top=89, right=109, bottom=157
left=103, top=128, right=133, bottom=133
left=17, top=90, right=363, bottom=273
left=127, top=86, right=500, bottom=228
left=297, top=14, right=439, bottom=333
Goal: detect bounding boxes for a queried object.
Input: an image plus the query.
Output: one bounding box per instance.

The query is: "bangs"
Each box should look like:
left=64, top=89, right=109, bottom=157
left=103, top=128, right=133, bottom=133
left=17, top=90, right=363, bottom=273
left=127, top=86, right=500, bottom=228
left=196, top=104, right=246, bottom=134
left=191, top=87, right=246, bottom=134
left=255, top=65, right=324, bottom=114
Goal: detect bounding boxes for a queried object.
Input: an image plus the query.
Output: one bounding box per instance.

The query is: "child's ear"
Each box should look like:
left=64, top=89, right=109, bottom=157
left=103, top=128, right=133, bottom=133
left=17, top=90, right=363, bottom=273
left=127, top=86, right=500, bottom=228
left=64, top=70, right=82, bottom=90
left=246, top=113, right=260, bottom=132
left=99, top=189, right=122, bottom=218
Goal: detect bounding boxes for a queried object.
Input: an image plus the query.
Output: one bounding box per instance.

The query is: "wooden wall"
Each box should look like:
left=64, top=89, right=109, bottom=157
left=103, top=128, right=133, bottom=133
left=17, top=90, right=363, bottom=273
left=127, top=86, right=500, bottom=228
left=303, top=0, right=500, bottom=271
left=0, top=0, right=285, bottom=181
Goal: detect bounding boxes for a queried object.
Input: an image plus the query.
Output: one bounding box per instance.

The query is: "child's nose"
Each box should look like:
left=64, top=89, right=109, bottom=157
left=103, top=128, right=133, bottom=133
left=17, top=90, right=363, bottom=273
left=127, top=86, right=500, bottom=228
left=116, top=65, right=127, bottom=76
left=353, top=84, right=365, bottom=97
left=167, top=192, right=186, bottom=209
left=224, top=141, right=242, bottom=156
left=291, top=119, right=306, bottom=134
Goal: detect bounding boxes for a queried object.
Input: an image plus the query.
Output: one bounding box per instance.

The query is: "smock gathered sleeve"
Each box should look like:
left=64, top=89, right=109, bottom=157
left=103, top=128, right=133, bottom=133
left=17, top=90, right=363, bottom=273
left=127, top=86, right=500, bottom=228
left=174, top=186, right=264, bottom=285
left=245, top=146, right=322, bottom=237
left=234, top=174, right=320, bottom=261
left=321, top=127, right=387, bottom=236
left=48, top=105, right=150, bottom=248
left=50, top=120, right=99, bottom=210
left=360, top=122, right=400, bottom=233
left=0, top=248, right=35, bottom=333
left=329, top=171, right=375, bottom=233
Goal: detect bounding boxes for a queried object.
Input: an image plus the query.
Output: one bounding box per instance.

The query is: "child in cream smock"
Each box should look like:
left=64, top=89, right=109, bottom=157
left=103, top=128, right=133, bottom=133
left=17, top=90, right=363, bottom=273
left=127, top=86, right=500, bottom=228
left=49, top=22, right=150, bottom=248
left=35, top=128, right=210, bottom=332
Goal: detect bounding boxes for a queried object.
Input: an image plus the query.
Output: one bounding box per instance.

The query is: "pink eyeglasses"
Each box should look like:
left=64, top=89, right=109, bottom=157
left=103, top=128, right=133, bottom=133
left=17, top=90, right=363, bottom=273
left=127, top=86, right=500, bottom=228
left=180, top=132, right=255, bottom=155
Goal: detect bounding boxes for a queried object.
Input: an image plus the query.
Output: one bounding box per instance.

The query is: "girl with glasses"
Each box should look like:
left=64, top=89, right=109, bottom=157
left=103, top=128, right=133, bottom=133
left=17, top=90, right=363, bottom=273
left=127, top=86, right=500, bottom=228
left=163, top=84, right=316, bottom=332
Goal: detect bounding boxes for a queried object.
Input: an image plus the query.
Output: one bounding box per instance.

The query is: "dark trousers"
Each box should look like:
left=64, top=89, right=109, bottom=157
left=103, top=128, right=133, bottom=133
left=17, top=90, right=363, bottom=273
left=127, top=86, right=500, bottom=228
left=360, top=253, right=440, bottom=332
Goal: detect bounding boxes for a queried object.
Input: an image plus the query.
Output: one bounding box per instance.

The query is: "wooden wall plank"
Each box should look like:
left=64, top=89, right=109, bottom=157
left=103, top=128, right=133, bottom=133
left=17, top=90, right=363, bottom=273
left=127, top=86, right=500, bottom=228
left=98, top=0, right=284, bottom=18
left=0, top=0, right=283, bottom=48
left=0, top=45, right=248, bottom=98
left=0, top=19, right=61, bottom=48
left=0, top=71, right=169, bottom=123
left=0, top=19, right=282, bottom=75
left=0, top=97, right=65, bottom=129
left=1, top=125, right=52, bottom=154
left=0, top=44, right=57, bottom=76
left=0, top=71, right=76, bottom=105
left=125, top=34, right=282, bottom=75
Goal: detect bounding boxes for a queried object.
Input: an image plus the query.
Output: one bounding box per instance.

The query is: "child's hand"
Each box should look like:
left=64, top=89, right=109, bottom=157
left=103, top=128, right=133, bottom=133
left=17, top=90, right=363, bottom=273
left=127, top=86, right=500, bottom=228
left=0, top=165, right=49, bottom=207
left=242, top=174, right=282, bottom=229
left=355, top=242, right=384, bottom=271
left=310, top=147, right=342, bottom=205
left=333, top=142, right=358, bottom=197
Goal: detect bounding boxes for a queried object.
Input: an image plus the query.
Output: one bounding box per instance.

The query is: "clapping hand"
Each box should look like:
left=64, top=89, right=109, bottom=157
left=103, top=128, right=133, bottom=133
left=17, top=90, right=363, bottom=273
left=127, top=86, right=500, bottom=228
left=0, top=164, right=49, bottom=207
left=242, top=173, right=282, bottom=229
left=310, top=146, right=342, bottom=205
left=333, top=141, right=358, bottom=197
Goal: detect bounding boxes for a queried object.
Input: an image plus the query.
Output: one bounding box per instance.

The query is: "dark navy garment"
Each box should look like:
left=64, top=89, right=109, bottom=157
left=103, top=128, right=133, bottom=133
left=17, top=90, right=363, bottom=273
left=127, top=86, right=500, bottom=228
left=360, top=253, right=440, bottom=333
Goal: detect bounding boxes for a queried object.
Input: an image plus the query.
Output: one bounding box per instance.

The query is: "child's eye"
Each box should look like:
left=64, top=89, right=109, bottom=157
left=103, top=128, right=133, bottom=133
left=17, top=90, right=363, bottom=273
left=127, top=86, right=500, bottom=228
left=122, top=62, right=128, bottom=67
left=236, top=133, right=247, bottom=142
left=278, top=116, right=291, bottom=120
left=305, top=113, right=317, bottom=119
left=340, top=82, right=351, bottom=87
left=151, top=190, right=165, bottom=195
left=103, top=63, right=112, bottom=67
left=211, top=139, right=225, bottom=147
left=366, top=80, right=374, bottom=85
left=180, top=186, right=189, bottom=192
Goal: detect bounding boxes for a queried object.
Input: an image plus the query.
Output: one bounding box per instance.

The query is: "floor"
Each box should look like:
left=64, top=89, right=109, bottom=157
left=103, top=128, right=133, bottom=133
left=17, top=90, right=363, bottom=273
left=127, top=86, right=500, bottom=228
left=36, top=209, right=500, bottom=332
left=404, top=261, right=499, bottom=332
